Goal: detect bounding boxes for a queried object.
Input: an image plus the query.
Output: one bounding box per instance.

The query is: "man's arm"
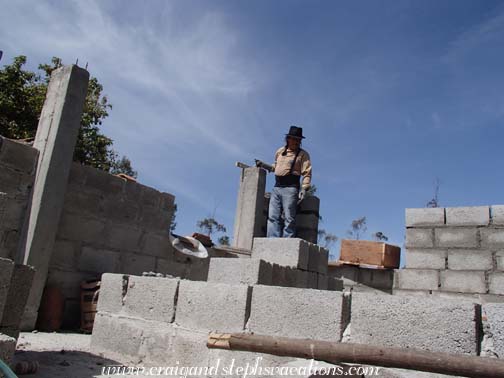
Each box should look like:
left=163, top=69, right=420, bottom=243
left=300, top=152, right=312, bottom=190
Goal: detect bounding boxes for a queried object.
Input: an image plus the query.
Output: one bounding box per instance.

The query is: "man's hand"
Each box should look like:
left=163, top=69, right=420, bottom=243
left=298, top=188, right=306, bottom=204
left=255, top=159, right=273, bottom=172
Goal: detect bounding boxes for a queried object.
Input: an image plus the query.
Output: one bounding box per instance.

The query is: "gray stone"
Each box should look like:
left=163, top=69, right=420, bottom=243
left=447, top=250, right=493, bottom=271
left=405, top=249, right=446, bottom=270
left=489, top=273, right=504, bottom=295
left=209, top=258, right=272, bottom=286
left=483, top=303, right=504, bottom=358
left=0, top=258, right=15, bottom=320
left=78, top=246, right=119, bottom=273
left=96, top=273, right=126, bottom=314
left=175, top=280, right=250, bottom=332
left=350, top=293, right=479, bottom=354
left=252, top=238, right=309, bottom=270
left=105, top=224, right=142, bottom=252
left=233, top=167, right=266, bottom=251
left=405, top=229, right=434, bottom=248
left=121, top=253, right=156, bottom=276
left=141, top=232, right=174, bottom=259
left=19, top=65, right=90, bottom=330
left=0, top=333, right=16, bottom=365
left=445, top=206, right=490, bottom=226
left=481, top=229, right=504, bottom=248
left=91, top=312, right=143, bottom=360
left=491, top=205, right=504, bottom=226
left=393, top=269, right=439, bottom=291
left=440, top=270, right=486, bottom=294
left=405, top=208, right=445, bottom=227
left=1, top=264, right=35, bottom=329
left=0, top=138, right=38, bottom=174
left=124, top=276, right=179, bottom=322
left=435, top=228, right=479, bottom=248
left=247, top=285, right=349, bottom=341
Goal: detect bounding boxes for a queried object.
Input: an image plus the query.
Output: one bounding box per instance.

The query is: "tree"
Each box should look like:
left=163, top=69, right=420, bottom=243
left=347, top=216, right=367, bottom=240
left=218, top=236, right=230, bottom=246
left=426, top=177, right=440, bottom=208
left=317, top=229, right=338, bottom=249
left=0, top=55, right=136, bottom=177
left=196, top=217, right=227, bottom=238
left=169, top=203, right=178, bottom=232
left=372, top=231, right=389, bottom=242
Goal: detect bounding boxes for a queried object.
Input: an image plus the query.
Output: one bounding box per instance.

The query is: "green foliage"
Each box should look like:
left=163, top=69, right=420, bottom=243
left=0, top=55, right=136, bottom=177
left=170, top=203, right=178, bottom=232
left=197, top=217, right=227, bottom=237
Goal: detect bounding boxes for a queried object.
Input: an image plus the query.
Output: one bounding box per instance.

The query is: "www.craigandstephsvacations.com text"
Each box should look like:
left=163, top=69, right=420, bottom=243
left=101, top=358, right=382, bottom=377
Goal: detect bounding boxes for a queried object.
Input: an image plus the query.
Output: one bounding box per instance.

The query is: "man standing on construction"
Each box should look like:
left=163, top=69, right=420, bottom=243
left=256, top=126, right=312, bottom=238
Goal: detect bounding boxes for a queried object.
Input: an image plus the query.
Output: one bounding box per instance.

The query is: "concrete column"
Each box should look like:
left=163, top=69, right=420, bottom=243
left=18, top=65, right=89, bottom=329
left=232, top=167, right=266, bottom=250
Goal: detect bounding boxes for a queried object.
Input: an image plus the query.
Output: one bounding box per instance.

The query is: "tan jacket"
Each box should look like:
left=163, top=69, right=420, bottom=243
left=272, top=146, right=312, bottom=189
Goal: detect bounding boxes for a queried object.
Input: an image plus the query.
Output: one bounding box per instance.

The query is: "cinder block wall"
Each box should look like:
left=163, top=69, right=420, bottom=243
left=396, top=206, right=504, bottom=299
left=0, top=137, right=38, bottom=260
left=48, top=162, right=182, bottom=327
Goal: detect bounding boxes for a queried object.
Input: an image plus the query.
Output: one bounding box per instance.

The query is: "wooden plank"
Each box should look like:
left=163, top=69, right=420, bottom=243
left=339, top=239, right=400, bottom=268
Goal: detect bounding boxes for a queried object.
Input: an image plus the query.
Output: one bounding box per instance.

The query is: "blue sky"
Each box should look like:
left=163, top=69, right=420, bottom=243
left=2, top=0, right=504, bottom=260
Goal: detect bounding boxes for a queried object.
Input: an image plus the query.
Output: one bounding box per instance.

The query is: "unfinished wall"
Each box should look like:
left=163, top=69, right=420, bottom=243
left=47, top=162, right=187, bottom=327
left=395, top=206, right=504, bottom=301
left=0, top=137, right=38, bottom=260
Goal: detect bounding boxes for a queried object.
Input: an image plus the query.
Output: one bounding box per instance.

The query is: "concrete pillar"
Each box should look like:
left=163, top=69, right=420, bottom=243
left=295, top=195, right=320, bottom=244
left=18, top=65, right=89, bottom=329
left=232, top=167, right=266, bottom=250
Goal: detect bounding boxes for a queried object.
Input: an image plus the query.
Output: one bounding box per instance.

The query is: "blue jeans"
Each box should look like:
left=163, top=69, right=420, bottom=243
left=267, top=186, right=299, bottom=238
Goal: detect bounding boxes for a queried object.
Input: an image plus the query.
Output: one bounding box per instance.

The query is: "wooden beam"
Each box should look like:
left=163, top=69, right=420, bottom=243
left=207, top=333, right=504, bottom=378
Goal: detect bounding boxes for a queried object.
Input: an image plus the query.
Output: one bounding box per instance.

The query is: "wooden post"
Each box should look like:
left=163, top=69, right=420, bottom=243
left=207, top=333, right=504, bottom=378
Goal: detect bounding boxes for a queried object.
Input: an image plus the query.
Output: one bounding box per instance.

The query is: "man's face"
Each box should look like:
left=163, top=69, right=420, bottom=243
left=287, top=136, right=301, bottom=150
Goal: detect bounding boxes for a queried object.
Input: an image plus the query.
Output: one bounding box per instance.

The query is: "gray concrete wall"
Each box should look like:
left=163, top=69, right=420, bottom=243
left=48, top=162, right=182, bottom=328
left=0, top=137, right=38, bottom=260
left=396, top=206, right=504, bottom=301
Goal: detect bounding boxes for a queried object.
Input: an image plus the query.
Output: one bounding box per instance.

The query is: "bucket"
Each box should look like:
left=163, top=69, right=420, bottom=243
left=80, top=279, right=100, bottom=333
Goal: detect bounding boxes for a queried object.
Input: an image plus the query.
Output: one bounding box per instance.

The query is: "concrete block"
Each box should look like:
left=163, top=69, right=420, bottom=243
left=483, top=303, right=504, bottom=358
left=57, top=213, right=106, bottom=242
left=1, top=264, right=35, bottom=329
left=1, top=198, right=26, bottom=230
left=446, top=206, right=490, bottom=226
left=121, top=253, right=156, bottom=276
left=0, top=138, right=38, bottom=174
left=405, top=208, right=445, bottom=227
left=185, top=257, right=210, bottom=281
left=489, top=273, right=504, bottom=295
left=141, top=232, right=174, bottom=259
left=208, top=258, right=272, bottom=286
left=294, top=269, right=309, bottom=288
left=175, top=280, right=250, bottom=332
left=358, top=267, right=394, bottom=290
left=295, top=213, right=319, bottom=229
left=295, top=228, right=318, bottom=244
left=84, top=165, right=124, bottom=195
left=328, top=277, right=344, bottom=291
left=49, top=239, right=77, bottom=271
left=447, top=249, right=493, bottom=271
left=63, top=189, right=103, bottom=216
left=307, top=243, right=320, bottom=272
left=105, top=223, right=142, bottom=252
left=307, top=271, right=318, bottom=289
left=101, top=198, right=139, bottom=224
left=327, top=265, right=359, bottom=286
left=124, top=276, right=178, bottom=322
left=435, top=228, right=478, bottom=248
left=160, top=192, right=176, bottom=211
left=283, top=266, right=297, bottom=287
left=318, top=247, right=329, bottom=274
left=0, top=333, right=16, bottom=365
left=91, top=312, right=143, bottom=359
left=0, top=230, right=19, bottom=260
left=496, top=250, right=504, bottom=271
left=491, top=205, right=504, bottom=225
left=96, top=273, right=127, bottom=314
left=405, top=249, right=446, bottom=269
left=440, top=270, right=486, bottom=294
left=405, top=229, right=434, bottom=248
left=139, top=205, right=172, bottom=231
left=481, top=228, right=504, bottom=248
left=140, top=185, right=161, bottom=207
left=67, top=163, right=87, bottom=188
left=317, top=273, right=328, bottom=290
left=165, top=327, right=210, bottom=368
left=78, top=246, right=119, bottom=273
left=155, top=258, right=189, bottom=278
left=393, top=269, right=439, bottom=291
left=252, top=238, right=309, bottom=270
left=247, top=285, right=349, bottom=341
left=0, top=258, right=15, bottom=319
left=350, top=293, right=479, bottom=354
left=0, top=166, right=21, bottom=195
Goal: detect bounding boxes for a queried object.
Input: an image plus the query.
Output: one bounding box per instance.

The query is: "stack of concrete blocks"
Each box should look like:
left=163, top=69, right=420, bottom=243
left=327, top=263, right=394, bottom=293
left=48, top=162, right=197, bottom=328
left=219, top=237, right=342, bottom=291
left=0, top=257, right=35, bottom=365
left=91, top=273, right=350, bottom=376
left=0, top=137, right=38, bottom=260
left=295, top=196, right=320, bottom=244
left=397, top=206, right=504, bottom=300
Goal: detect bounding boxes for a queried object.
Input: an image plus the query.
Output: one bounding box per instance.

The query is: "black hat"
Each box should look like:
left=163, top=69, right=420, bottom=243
left=286, top=126, right=305, bottom=139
